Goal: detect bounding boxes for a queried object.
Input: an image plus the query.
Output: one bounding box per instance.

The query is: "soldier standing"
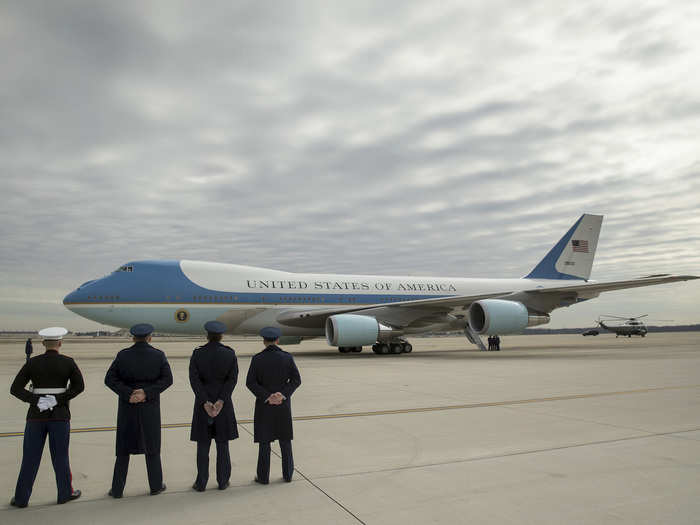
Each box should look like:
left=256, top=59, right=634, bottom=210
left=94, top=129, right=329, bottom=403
left=189, top=321, right=239, bottom=491
left=105, top=323, right=173, bottom=498
left=24, top=338, right=33, bottom=364
left=10, top=327, right=84, bottom=507
left=246, top=326, right=301, bottom=484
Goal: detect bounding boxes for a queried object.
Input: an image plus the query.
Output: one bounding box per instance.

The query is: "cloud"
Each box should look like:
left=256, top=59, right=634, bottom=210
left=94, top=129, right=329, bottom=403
left=0, top=0, right=699, bottom=330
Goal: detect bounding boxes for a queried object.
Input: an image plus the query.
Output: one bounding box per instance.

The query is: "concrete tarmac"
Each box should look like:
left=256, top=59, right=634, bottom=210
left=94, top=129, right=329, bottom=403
left=1, top=333, right=699, bottom=524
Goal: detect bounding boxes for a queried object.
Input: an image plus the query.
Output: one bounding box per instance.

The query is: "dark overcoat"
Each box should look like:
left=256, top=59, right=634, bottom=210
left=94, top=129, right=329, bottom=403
left=189, top=341, right=239, bottom=442
left=104, top=342, right=173, bottom=455
left=246, top=345, right=301, bottom=443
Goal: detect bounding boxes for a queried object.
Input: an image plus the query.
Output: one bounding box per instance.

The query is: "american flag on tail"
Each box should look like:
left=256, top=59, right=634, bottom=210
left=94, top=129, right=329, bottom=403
left=571, top=239, right=589, bottom=253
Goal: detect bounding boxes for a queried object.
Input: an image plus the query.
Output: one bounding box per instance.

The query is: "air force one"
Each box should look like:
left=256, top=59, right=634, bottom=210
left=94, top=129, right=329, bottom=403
left=63, top=214, right=697, bottom=354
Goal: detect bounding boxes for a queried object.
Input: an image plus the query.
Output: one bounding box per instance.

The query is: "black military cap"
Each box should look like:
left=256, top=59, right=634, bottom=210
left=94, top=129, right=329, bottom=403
left=204, top=320, right=226, bottom=334
left=130, top=323, right=154, bottom=337
left=259, top=326, right=281, bottom=340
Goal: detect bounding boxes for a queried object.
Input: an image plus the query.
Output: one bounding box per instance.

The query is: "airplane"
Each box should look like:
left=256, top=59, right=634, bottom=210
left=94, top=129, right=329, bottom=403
left=597, top=314, right=652, bottom=337
left=62, top=214, right=698, bottom=355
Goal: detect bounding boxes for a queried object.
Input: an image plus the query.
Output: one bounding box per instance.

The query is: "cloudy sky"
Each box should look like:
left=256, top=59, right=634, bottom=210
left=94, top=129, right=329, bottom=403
left=1, top=0, right=699, bottom=332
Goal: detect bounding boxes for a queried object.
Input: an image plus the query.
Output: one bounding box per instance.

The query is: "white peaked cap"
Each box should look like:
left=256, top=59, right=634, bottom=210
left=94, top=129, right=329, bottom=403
left=38, top=327, right=69, bottom=340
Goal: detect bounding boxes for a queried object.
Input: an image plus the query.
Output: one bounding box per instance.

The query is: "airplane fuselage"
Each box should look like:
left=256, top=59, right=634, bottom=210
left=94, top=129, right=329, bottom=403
left=63, top=260, right=584, bottom=336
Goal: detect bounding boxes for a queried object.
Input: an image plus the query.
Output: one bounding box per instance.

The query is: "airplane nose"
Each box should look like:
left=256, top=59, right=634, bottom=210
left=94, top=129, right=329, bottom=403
left=64, top=278, right=101, bottom=306
left=63, top=290, right=78, bottom=308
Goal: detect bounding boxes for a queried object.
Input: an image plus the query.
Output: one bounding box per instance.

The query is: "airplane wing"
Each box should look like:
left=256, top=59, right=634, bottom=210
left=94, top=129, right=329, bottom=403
left=276, top=274, right=698, bottom=329
left=525, top=274, right=698, bottom=295
left=276, top=291, right=509, bottom=329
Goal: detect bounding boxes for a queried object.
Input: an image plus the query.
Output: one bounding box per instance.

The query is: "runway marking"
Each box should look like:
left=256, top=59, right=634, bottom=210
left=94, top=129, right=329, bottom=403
left=239, top=425, right=367, bottom=525
left=311, top=426, right=700, bottom=481
left=1, top=384, right=697, bottom=438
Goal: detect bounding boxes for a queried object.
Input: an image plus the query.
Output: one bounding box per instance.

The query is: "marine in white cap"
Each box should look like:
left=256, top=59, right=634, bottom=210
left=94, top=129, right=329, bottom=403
left=10, top=326, right=85, bottom=508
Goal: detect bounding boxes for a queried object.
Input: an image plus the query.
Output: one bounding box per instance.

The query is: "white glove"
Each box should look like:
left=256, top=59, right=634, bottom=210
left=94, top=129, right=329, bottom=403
left=37, top=395, right=58, bottom=412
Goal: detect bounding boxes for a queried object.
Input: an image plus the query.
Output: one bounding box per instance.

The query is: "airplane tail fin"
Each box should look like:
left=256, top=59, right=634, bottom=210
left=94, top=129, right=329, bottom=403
left=525, top=214, right=603, bottom=281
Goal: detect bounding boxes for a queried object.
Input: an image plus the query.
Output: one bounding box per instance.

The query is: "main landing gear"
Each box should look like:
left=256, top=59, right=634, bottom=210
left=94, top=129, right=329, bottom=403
left=338, top=340, right=413, bottom=355
left=371, top=340, right=413, bottom=355
left=338, top=346, right=363, bottom=353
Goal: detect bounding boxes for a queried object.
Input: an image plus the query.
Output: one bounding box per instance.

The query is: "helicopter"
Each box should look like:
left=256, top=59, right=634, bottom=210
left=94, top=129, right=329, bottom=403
left=597, top=314, right=651, bottom=337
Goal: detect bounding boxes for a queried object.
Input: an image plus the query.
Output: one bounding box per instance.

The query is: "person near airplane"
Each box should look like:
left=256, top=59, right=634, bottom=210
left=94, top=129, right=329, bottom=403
left=105, top=323, right=173, bottom=498
left=10, top=327, right=84, bottom=507
left=189, top=321, right=239, bottom=491
left=24, top=338, right=33, bottom=364
left=246, top=327, right=302, bottom=484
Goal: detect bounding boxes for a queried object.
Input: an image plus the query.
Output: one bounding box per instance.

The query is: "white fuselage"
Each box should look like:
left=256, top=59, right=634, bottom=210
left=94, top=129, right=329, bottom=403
left=63, top=260, right=578, bottom=336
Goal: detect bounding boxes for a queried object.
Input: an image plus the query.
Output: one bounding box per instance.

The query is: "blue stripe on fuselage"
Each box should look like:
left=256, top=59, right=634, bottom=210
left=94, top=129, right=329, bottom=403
left=63, top=260, right=453, bottom=306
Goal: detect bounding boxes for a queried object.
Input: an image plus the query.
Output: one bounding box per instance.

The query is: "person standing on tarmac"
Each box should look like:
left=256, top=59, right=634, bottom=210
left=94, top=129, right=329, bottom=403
left=189, top=320, right=239, bottom=492
left=105, top=323, right=173, bottom=498
left=10, top=327, right=84, bottom=508
left=24, top=338, right=33, bottom=364
left=246, top=327, right=301, bottom=484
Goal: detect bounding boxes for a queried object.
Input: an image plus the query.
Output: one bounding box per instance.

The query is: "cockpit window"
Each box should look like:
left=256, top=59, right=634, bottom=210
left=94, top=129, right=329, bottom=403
left=115, top=265, right=134, bottom=273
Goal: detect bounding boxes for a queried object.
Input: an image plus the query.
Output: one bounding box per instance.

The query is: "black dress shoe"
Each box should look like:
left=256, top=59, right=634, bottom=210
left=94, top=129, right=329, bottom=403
left=10, top=497, right=28, bottom=508
left=150, top=484, right=166, bottom=495
left=192, top=482, right=205, bottom=492
left=108, top=489, right=122, bottom=499
left=283, top=477, right=292, bottom=483
left=58, top=489, right=81, bottom=504
left=254, top=477, right=268, bottom=485
left=218, top=481, right=230, bottom=490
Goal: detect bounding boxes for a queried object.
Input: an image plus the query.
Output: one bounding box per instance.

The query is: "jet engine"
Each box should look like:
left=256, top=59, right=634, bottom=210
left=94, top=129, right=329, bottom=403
left=468, top=299, right=549, bottom=334
left=325, top=314, right=394, bottom=346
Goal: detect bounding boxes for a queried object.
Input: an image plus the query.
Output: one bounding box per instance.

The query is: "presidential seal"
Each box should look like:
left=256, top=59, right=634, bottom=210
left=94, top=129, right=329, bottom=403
left=174, top=309, right=189, bottom=323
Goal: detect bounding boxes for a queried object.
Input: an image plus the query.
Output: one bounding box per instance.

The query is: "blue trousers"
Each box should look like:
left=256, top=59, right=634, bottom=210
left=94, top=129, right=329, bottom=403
left=14, top=420, right=72, bottom=505
left=196, top=440, right=231, bottom=487
left=257, top=440, right=293, bottom=483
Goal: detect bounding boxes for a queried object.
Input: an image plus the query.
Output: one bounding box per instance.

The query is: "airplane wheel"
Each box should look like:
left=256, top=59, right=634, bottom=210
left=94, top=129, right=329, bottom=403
left=390, top=343, right=403, bottom=354
left=403, top=343, right=413, bottom=353
left=338, top=346, right=350, bottom=353
left=377, top=343, right=390, bottom=354
left=351, top=346, right=362, bottom=353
